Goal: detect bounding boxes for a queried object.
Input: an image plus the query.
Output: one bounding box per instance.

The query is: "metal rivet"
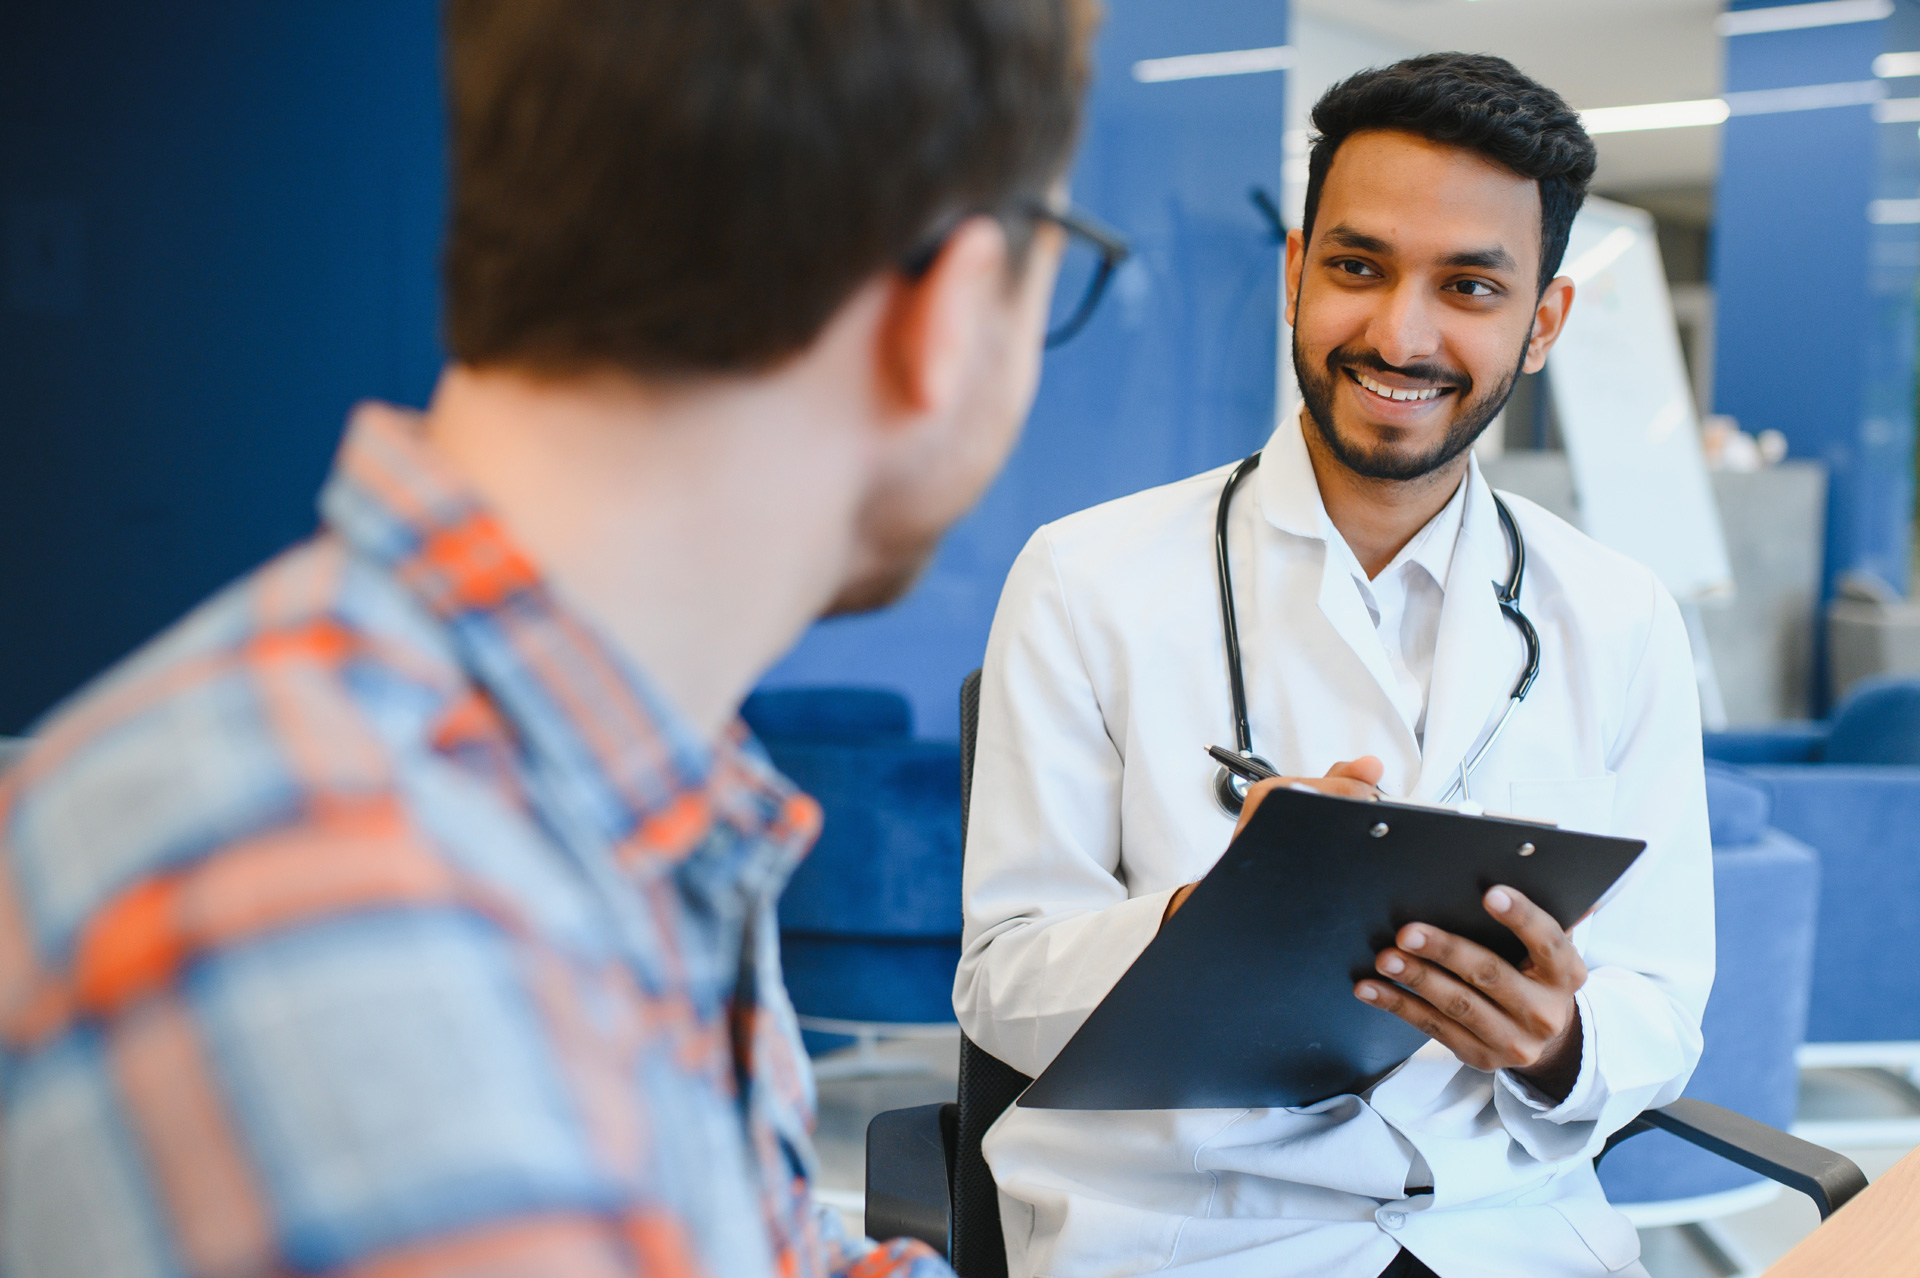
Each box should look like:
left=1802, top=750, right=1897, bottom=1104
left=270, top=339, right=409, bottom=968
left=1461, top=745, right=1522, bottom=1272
left=1518, top=842, right=1536, bottom=857
left=1370, top=822, right=1390, bottom=838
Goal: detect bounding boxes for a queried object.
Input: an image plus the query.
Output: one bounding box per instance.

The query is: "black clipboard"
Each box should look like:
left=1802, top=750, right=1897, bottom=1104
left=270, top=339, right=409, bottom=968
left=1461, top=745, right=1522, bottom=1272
left=1018, top=785, right=1645, bottom=1111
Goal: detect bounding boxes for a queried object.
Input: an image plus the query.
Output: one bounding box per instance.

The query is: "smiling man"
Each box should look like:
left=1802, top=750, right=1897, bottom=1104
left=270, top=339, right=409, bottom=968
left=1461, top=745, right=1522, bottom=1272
left=956, top=54, right=1713, bottom=1277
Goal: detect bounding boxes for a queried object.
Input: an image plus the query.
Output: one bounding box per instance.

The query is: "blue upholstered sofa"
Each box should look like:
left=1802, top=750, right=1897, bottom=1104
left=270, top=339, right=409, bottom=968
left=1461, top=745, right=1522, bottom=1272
left=1597, top=766, right=1819, bottom=1224
left=745, top=689, right=963, bottom=1049
left=1703, top=676, right=1920, bottom=1055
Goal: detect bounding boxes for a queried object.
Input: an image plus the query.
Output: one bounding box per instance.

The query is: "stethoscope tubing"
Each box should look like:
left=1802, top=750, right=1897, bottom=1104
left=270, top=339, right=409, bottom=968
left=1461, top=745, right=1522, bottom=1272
left=1212, top=450, right=1540, bottom=814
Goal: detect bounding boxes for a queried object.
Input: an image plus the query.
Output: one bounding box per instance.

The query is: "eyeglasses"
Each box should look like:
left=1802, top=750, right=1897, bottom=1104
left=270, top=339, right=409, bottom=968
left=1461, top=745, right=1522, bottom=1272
left=1030, top=201, right=1132, bottom=347
left=901, top=200, right=1133, bottom=348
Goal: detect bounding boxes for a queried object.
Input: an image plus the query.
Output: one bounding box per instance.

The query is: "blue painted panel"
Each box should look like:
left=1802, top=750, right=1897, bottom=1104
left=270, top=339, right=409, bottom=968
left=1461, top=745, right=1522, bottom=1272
left=0, top=1, right=445, bottom=732
left=761, top=0, right=1290, bottom=738
left=1712, top=5, right=1918, bottom=613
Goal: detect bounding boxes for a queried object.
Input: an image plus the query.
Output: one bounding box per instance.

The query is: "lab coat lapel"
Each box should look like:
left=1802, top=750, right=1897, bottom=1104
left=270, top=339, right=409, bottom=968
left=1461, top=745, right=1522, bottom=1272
left=1413, top=461, right=1525, bottom=800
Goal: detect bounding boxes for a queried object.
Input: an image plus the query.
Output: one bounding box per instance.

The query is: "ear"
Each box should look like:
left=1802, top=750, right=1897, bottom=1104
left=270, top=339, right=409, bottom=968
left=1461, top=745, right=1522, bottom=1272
left=876, top=217, right=1011, bottom=420
left=1521, top=276, right=1576, bottom=374
left=1284, top=227, right=1307, bottom=329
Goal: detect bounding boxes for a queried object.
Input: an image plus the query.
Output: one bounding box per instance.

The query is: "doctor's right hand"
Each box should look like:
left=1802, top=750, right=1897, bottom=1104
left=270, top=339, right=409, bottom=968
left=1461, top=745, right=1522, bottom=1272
left=1163, top=756, right=1385, bottom=922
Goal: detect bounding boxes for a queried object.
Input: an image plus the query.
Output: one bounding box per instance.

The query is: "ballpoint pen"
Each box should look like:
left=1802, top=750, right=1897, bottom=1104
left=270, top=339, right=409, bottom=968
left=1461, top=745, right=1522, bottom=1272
left=1205, top=744, right=1279, bottom=784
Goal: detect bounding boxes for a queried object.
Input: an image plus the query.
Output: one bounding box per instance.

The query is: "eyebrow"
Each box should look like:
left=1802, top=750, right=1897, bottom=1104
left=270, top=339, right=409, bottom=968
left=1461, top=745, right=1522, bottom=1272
left=1321, top=223, right=1520, bottom=274
left=1440, top=246, right=1519, bottom=273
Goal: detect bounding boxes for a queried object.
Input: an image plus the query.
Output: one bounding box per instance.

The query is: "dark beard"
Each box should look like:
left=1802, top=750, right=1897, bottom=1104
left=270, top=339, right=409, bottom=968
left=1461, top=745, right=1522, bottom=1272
left=1294, top=333, right=1529, bottom=482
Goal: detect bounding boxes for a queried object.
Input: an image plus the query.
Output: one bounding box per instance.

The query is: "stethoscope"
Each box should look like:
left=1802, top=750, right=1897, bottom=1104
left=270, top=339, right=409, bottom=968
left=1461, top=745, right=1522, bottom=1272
left=1209, top=451, right=1542, bottom=816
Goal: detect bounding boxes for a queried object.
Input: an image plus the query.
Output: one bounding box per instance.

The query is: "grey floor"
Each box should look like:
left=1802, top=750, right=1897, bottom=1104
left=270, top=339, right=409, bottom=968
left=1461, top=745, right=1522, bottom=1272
left=813, top=1030, right=1920, bottom=1277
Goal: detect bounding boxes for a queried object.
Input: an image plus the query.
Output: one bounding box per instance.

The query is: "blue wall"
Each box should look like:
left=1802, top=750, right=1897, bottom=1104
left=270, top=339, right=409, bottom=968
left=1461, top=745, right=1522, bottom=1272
left=0, top=1, right=1285, bottom=743
left=760, top=2, right=1291, bottom=738
left=0, top=1, right=445, bottom=733
left=1712, top=0, right=1920, bottom=608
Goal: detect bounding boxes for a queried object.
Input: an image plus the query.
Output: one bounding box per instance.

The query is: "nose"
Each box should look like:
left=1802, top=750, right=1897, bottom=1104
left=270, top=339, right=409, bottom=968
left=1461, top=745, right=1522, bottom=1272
left=1364, top=279, right=1443, bottom=373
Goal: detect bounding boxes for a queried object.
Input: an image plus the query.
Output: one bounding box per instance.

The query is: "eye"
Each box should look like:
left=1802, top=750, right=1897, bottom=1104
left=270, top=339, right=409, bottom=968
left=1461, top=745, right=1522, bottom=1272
left=1330, top=258, right=1380, bottom=279
left=1450, top=278, right=1498, bottom=298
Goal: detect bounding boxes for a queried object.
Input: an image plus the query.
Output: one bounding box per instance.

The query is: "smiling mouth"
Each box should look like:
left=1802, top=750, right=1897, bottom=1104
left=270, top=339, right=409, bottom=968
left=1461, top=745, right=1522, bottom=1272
left=1344, top=367, right=1457, bottom=404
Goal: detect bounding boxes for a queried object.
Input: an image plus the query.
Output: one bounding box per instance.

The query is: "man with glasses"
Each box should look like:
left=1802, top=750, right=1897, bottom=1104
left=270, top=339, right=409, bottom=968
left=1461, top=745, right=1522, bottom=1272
left=958, top=54, right=1710, bottom=1277
left=0, top=2, right=1102, bottom=1275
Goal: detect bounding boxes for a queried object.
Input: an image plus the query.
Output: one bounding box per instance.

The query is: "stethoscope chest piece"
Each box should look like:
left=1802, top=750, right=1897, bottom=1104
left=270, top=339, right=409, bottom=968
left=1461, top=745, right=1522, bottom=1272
left=1212, top=752, right=1276, bottom=817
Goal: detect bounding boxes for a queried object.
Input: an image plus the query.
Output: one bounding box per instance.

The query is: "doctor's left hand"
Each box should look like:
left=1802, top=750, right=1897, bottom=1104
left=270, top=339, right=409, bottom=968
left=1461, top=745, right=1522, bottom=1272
left=1355, top=885, right=1588, bottom=1102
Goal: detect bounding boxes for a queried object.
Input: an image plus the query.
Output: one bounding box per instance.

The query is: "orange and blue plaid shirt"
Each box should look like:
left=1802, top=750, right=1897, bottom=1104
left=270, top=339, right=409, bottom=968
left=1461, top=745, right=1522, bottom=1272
left=0, top=404, right=949, bottom=1278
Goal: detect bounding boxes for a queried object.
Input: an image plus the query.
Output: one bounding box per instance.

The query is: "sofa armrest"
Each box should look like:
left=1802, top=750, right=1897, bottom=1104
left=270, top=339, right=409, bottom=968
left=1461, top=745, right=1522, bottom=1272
left=1604, top=1098, right=1866, bottom=1219
left=1704, top=724, right=1827, bottom=765
left=865, top=1102, right=956, bottom=1257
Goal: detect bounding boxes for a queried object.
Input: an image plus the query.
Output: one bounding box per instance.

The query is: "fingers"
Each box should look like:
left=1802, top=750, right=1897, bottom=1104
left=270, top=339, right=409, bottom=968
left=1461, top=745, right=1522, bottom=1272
left=1389, top=926, right=1527, bottom=1019
left=1324, top=755, right=1385, bottom=786
left=1357, top=946, right=1564, bottom=1073
left=1359, top=910, right=1584, bottom=1071
left=1354, top=979, right=1505, bottom=1073
left=1231, top=773, right=1377, bottom=838
left=1369, top=948, right=1506, bottom=1047
left=1483, top=887, right=1587, bottom=990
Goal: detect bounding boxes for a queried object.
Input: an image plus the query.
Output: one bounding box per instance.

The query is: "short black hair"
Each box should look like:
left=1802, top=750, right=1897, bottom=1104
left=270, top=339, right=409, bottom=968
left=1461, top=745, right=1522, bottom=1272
left=1301, top=53, right=1597, bottom=293
left=444, top=0, right=1100, bottom=376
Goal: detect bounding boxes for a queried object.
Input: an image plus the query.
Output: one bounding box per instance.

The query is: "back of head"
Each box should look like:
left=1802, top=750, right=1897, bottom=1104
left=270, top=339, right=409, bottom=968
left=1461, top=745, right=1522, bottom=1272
left=1302, top=52, right=1596, bottom=293
left=443, top=0, right=1099, bottom=378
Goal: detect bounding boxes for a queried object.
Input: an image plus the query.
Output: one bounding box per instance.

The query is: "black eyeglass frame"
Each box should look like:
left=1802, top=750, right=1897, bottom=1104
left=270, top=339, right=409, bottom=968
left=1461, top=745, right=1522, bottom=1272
left=901, top=199, right=1132, bottom=348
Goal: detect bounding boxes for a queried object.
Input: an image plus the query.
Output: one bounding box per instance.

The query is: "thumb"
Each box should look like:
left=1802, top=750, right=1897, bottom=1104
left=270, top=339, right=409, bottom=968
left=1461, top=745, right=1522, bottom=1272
left=1324, top=755, right=1385, bottom=786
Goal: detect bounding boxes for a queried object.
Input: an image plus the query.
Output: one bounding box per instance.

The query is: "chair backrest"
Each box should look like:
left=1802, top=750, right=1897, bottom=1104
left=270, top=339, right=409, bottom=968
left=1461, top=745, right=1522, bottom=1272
left=742, top=687, right=913, bottom=743
left=1824, top=675, right=1920, bottom=765
left=952, top=669, right=1032, bottom=1278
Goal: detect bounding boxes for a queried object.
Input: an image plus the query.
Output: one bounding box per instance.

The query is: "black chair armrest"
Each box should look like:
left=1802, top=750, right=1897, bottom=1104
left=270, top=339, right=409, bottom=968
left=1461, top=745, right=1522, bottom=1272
left=865, top=1102, right=957, bottom=1257
left=1601, top=1097, right=1867, bottom=1220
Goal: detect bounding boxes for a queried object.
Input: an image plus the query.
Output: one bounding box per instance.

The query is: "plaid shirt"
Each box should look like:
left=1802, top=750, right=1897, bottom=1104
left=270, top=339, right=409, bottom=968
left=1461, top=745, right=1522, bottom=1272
left=0, top=404, right=950, bottom=1278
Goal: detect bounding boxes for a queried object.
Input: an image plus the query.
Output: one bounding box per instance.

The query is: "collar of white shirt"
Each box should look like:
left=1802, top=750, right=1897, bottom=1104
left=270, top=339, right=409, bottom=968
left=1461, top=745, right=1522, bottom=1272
left=1258, top=407, right=1468, bottom=593
left=1265, top=408, right=1470, bottom=740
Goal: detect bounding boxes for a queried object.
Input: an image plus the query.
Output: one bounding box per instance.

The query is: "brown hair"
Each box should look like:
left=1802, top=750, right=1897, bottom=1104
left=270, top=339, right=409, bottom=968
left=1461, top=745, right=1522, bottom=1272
left=443, top=0, right=1099, bottom=376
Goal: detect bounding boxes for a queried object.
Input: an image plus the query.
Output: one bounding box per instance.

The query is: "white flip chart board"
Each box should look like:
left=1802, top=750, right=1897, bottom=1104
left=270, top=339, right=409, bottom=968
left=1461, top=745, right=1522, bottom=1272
left=1546, top=198, right=1733, bottom=602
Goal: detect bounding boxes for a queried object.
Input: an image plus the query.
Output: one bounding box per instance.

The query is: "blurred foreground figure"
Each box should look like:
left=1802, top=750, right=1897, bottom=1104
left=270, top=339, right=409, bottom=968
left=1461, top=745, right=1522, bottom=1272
left=0, top=1, right=1093, bottom=1273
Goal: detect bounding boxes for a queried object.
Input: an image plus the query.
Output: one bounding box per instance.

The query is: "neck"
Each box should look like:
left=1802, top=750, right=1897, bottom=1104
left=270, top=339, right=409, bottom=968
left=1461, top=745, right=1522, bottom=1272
left=1300, top=411, right=1469, bottom=578
left=422, top=362, right=872, bottom=742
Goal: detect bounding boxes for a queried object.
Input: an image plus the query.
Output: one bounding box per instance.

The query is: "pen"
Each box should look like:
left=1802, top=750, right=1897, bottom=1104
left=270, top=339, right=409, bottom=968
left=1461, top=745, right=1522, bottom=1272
left=1206, top=745, right=1280, bottom=783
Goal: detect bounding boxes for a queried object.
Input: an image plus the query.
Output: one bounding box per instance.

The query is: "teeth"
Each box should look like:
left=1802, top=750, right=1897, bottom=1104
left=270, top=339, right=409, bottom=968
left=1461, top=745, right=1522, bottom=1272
left=1355, top=371, right=1444, bottom=402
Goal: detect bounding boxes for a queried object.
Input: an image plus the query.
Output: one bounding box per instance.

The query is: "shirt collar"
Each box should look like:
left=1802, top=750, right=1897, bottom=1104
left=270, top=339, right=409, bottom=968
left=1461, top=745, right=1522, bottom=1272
left=317, top=402, right=819, bottom=878
left=1254, top=407, right=1471, bottom=590
left=1380, top=472, right=1467, bottom=592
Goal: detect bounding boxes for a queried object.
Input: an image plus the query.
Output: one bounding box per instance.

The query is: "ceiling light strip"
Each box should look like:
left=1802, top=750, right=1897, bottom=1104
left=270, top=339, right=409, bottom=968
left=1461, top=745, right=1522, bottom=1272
left=1874, top=50, right=1920, bottom=77
left=1580, top=99, right=1731, bottom=135
left=1581, top=81, right=1885, bottom=134
left=1132, top=45, right=1293, bottom=84
left=1717, top=0, right=1893, bottom=38
left=1725, top=79, right=1885, bottom=113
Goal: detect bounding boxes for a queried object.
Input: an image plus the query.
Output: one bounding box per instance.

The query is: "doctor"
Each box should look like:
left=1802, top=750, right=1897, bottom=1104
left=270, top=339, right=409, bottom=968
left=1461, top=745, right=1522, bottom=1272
left=955, top=53, right=1713, bottom=1278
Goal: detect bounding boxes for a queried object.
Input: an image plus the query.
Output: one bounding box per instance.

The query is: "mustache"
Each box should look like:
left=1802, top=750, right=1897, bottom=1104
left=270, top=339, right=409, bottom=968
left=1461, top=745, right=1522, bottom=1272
left=1328, top=346, right=1471, bottom=392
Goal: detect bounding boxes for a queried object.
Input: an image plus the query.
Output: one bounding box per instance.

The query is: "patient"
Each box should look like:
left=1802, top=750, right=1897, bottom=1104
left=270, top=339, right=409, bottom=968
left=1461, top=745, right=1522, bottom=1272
left=0, top=1, right=1095, bottom=1273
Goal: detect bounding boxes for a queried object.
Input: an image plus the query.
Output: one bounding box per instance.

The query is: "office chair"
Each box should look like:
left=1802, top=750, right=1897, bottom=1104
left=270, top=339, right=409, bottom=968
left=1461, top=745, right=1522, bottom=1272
left=865, top=671, right=1866, bottom=1275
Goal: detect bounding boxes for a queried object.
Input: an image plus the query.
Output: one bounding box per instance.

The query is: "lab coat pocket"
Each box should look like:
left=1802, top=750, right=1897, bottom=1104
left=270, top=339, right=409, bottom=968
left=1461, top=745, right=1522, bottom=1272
left=1506, top=775, right=1617, bottom=835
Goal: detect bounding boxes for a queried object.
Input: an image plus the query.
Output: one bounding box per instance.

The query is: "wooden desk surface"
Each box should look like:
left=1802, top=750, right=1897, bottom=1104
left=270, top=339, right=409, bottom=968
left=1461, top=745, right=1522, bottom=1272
left=1767, top=1143, right=1920, bottom=1275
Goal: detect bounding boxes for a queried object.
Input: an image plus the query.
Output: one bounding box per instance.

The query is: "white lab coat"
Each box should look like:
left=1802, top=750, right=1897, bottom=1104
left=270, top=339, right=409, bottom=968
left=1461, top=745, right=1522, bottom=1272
left=953, top=414, right=1714, bottom=1278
